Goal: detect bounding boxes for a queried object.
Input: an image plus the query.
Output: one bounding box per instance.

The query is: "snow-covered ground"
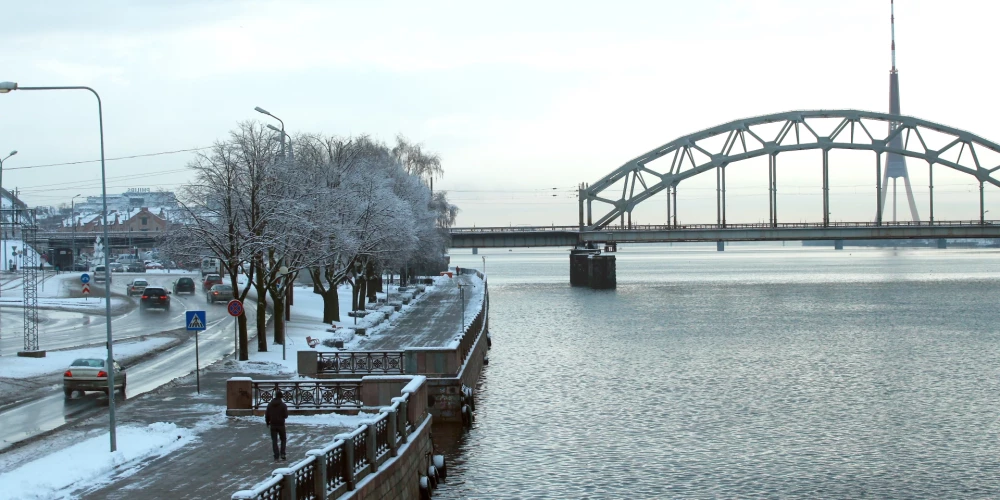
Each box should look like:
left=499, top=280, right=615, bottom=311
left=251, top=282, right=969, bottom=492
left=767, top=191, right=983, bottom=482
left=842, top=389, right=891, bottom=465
left=0, top=270, right=484, bottom=499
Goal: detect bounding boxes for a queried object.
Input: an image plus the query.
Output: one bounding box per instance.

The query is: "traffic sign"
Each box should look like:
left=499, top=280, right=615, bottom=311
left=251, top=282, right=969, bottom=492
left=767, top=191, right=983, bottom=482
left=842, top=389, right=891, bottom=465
left=186, top=311, right=207, bottom=331
left=82, top=284, right=91, bottom=295
left=227, top=299, right=244, bottom=317
left=81, top=273, right=90, bottom=284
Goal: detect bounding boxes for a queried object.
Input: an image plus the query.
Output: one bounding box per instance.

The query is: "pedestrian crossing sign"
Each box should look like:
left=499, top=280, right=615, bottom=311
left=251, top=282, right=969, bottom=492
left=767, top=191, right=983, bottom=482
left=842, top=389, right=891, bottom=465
left=186, top=311, right=207, bottom=331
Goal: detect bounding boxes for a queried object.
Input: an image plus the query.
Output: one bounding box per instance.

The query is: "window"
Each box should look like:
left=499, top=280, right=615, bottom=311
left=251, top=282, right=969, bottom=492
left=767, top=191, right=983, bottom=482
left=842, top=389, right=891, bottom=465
left=141, top=217, right=148, bottom=226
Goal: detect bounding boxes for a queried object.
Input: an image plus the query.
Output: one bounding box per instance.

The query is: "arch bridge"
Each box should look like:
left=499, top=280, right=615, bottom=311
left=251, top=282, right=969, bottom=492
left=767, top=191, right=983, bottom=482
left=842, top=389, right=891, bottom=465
left=580, top=109, right=1000, bottom=231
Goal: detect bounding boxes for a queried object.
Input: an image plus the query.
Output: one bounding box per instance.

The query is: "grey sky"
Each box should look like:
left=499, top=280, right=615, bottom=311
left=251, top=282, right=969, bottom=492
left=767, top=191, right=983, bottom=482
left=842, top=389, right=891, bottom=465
left=2, top=1, right=996, bottom=226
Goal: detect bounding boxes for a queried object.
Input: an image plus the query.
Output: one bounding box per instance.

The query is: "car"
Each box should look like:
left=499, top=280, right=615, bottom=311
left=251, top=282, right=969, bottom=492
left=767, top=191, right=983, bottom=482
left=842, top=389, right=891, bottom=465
left=93, top=265, right=111, bottom=284
left=127, top=263, right=146, bottom=273
left=172, top=276, right=196, bottom=295
left=145, top=262, right=164, bottom=270
left=206, top=284, right=234, bottom=304
left=126, top=279, right=149, bottom=296
left=67, top=264, right=89, bottom=272
left=110, top=262, right=125, bottom=273
left=63, top=357, right=126, bottom=398
left=203, top=273, right=223, bottom=292
left=139, top=286, right=171, bottom=313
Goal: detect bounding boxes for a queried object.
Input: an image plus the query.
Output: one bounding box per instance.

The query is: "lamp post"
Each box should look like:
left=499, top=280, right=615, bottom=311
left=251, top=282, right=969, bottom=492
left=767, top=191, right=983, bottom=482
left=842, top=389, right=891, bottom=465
left=254, top=106, right=290, bottom=159
left=0, top=150, right=17, bottom=274
left=71, top=194, right=81, bottom=269
left=1, top=81, right=118, bottom=452
left=266, top=124, right=294, bottom=161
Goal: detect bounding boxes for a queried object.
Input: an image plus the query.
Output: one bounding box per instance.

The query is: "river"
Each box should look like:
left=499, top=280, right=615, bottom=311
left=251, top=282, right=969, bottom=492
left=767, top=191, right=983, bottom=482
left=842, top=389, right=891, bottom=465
left=441, top=243, right=1000, bottom=498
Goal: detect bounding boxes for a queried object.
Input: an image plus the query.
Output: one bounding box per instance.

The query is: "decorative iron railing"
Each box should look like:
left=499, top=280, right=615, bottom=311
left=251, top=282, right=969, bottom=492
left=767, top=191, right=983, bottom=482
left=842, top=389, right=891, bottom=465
left=252, top=380, right=362, bottom=410
left=316, top=351, right=405, bottom=375
left=233, top=389, right=419, bottom=500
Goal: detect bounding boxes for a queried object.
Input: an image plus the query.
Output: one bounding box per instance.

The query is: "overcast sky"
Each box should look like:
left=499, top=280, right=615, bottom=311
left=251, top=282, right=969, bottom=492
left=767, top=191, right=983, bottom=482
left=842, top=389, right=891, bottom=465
left=3, top=1, right=997, bottom=226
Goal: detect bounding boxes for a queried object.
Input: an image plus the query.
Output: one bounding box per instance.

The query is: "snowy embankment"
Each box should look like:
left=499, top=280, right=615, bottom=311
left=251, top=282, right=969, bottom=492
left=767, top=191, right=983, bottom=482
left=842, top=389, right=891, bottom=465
left=0, top=337, right=174, bottom=378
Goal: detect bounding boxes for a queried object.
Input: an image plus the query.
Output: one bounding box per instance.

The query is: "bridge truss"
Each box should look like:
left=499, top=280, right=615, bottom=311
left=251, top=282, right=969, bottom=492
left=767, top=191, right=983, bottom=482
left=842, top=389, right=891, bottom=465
left=580, top=110, right=1000, bottom=231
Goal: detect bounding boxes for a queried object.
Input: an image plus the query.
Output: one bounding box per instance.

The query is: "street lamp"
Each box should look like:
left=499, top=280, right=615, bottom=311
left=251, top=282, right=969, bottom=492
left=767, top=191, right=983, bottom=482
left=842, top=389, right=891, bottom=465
left=277, top=265, right=290, bottom=361
left=254, top=106, right=289, bottom=159
left=71, top=194, right=81, bottom=269
left=0, top=149, right=17, bottom=273
left=1, top=81, right=118, bottom=452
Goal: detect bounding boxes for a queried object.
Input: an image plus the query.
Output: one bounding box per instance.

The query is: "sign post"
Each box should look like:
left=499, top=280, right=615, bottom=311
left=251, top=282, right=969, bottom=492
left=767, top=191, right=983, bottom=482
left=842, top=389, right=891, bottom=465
left=227, top=299, right=244, bottom=359
left=185, top=311, right=207, bottom=393
left=81, top=273, right=91, bottom=301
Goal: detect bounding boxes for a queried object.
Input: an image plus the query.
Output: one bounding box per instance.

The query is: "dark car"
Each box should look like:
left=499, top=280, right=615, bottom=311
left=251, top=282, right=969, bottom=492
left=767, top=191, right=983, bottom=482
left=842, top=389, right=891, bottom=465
left=203, top=273, right=223, bottom=292
left=127, top=263, right=145, bottom=273
left=139, top=286, right=171, bottom=313
left=206, top=284, right=234, bottom=304
left=173, top=277, right=196, bottom=295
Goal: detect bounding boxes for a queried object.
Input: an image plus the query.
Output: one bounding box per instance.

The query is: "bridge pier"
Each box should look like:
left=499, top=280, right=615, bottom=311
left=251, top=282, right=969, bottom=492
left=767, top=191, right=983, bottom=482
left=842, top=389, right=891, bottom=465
left=569, top=249, right=615, bottom=289
left=716, top=241, right=724, bottom=252
left=937, top=238, right=947, bottom=249
left=834, top=239, right=844, bottom=250
left=472, top=248, right=478, bottom=255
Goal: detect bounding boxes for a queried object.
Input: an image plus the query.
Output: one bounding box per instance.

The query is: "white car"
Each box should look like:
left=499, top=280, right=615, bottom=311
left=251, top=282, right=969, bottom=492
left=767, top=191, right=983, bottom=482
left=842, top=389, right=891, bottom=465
left=126, top=279, right=149, bottom=296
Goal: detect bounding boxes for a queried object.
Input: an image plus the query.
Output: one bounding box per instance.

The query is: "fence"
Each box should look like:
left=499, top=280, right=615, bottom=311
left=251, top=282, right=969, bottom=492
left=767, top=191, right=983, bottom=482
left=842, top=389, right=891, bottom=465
left=317, top=351, right=405, bottom=376
left=252, top=380, right=363, bottom=411
left=232, top=378, right=424, bottom=500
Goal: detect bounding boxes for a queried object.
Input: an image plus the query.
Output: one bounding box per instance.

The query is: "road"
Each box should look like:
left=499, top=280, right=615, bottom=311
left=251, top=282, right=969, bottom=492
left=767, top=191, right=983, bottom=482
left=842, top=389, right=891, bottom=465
left=0, top=271, right=264, bottom=451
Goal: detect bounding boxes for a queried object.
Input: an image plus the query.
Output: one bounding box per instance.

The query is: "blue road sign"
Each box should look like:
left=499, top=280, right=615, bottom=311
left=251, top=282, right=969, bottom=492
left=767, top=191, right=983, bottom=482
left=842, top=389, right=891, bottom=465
left=186, top=311, right=207, bottom=331
left=81, top=273, right=90, bottom=284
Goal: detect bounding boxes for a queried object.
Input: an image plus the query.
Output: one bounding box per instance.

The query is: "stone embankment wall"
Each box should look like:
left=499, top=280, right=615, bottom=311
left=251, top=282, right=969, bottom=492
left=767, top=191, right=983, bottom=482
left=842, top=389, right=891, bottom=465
left=344, top=415, right=432, bottom=499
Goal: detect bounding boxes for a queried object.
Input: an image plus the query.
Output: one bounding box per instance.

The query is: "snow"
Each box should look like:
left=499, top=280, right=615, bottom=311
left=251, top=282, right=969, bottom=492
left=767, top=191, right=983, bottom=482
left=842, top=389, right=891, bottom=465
left=0, top=422, right=194, bottom=500
left=0, top=337, right=173, bottom=378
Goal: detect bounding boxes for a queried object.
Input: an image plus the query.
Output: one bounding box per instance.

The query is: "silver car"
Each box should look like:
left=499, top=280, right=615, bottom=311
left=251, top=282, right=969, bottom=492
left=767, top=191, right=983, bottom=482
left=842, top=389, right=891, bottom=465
left=63, top=358, right=127, bottom=398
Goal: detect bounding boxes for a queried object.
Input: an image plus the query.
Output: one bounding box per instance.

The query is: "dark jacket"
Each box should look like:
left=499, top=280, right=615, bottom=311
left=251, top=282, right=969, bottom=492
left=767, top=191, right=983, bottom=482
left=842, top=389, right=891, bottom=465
left=265, top=397, right=288, bottom=427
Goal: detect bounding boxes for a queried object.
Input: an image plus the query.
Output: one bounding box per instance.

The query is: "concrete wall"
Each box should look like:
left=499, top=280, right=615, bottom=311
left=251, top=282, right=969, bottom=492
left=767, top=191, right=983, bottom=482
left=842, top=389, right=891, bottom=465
left=344, top=415, right=433, bottom=500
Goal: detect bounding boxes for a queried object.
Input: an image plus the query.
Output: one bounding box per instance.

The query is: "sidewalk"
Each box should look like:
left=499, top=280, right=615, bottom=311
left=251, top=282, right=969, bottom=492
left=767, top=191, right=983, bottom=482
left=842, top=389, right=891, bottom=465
left=10, top=273, right=480, bottom=499
left=357, top=273, right=479, bottom=350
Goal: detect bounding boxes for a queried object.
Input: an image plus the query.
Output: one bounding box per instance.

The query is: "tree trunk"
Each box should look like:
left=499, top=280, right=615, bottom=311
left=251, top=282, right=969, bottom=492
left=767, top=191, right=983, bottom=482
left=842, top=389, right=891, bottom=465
left=238, top=312, right=249, bottom=361
left=356, top=278, right=367, bottom=311
left=255, top=263, right=268, bottom=352
left=270, top=286, right=285, bottom=346
left=322, top=286, right=341, bottom=323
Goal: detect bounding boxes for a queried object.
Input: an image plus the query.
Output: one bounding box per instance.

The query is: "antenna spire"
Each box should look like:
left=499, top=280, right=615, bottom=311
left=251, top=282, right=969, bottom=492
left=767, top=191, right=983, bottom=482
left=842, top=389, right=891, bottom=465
left=891, top=0, right=897, bottom=72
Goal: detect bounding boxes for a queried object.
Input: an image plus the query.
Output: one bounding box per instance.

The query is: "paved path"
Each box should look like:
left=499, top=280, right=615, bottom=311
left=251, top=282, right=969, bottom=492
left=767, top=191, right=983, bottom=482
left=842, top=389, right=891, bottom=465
left=71, top=369, right=355, bottom=499
left=357, top=274, right=476, bottom=350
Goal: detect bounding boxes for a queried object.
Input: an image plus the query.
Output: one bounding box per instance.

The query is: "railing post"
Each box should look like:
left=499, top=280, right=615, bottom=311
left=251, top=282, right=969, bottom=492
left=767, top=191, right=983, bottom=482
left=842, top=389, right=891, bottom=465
left=274, top=468, right=296, bottom=500
left=306, top=449, right=326, bottom=497
left=335, top=433, right=356, bottom=491
left=381, top=407, right=399, bottom=456
left=393, top=397, right=409, bottom=442
left=366, top=421, right=379, bottom=473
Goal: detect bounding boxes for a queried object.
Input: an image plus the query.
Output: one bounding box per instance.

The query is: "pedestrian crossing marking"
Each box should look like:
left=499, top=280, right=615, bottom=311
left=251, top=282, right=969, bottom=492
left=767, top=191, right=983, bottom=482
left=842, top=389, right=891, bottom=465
left=186, top=311, right=207, bottom=331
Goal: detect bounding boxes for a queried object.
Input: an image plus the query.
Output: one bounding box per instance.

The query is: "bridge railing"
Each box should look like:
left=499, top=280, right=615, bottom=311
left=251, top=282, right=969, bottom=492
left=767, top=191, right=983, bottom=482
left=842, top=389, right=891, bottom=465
left=449, top=219, right=1000, bottom=234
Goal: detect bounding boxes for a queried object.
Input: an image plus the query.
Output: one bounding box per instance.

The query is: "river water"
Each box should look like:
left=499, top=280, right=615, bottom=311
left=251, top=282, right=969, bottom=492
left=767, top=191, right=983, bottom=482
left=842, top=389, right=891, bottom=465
left=442, top=244, right=1000, bottom=499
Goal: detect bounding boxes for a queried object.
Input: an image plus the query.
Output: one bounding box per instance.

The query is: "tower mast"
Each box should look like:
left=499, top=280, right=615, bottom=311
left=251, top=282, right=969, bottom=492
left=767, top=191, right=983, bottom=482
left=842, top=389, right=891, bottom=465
left=880, top=0, right=920, bottom=222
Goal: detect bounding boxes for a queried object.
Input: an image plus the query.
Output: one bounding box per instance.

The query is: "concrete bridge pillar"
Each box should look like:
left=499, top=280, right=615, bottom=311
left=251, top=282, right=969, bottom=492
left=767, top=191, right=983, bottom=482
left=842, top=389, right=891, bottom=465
left=937, top=239, right=947, bottom=249
left=569, top=249, right=597, bottom=286
left=834, top=240, right=844, bottom=250
left=716, top=241, right=725, bottom=252
left=472, top=248, right=478, bottom=255
left=587, top=254, right=616, bottom=289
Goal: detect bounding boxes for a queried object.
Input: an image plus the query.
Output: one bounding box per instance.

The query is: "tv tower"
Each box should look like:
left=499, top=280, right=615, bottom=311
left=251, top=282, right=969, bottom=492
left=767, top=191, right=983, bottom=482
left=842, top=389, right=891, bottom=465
left=881, top=0, right=920, bottom=222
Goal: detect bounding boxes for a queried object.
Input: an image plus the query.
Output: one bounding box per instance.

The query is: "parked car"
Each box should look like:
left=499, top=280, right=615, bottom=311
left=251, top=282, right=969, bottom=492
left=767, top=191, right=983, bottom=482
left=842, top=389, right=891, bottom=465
left=203, top=273, right=223, bottom=292
left=67, top=264, right=89, bottom=272
left=206, top=284, right=234, bottom=304
left=139, top=286, right=171, bottom=313
left=127, top=263, right=146, bottom=273
left=110, top=262, right=125, bottom=273
left=172, top=277, right=196, bottom=295
left=125, top=279, right=149, bottom=297
left=93, top=265, right=111, bottom=284
left=145, top=261, right=164, bottom=270
left=63, top=357, right=126, bottom=398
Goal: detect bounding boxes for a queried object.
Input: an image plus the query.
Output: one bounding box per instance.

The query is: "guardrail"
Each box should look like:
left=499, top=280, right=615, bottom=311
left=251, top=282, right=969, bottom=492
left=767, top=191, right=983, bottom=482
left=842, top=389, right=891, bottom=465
left=232, top=378, right=424, bottom=500
left=448, top=219, right=1000, bottom=233
left=252, top=380, right=362, bottom=411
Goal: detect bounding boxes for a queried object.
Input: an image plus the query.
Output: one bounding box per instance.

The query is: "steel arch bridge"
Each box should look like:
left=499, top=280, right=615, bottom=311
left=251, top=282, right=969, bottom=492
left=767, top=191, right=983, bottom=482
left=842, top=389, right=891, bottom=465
left=579, top=109, right=1000, bottom=231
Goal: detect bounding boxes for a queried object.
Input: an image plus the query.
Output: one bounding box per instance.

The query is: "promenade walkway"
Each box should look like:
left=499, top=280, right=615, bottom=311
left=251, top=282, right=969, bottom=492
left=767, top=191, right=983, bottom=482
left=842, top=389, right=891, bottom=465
left=53, top=273, right=478, bottom=499
left=358, top=273, right=479, bottom=350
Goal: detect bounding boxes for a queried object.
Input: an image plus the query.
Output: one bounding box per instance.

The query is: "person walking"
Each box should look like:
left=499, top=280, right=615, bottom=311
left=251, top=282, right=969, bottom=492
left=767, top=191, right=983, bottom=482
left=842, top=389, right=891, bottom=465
left=265, top=389, right=289, bottom=461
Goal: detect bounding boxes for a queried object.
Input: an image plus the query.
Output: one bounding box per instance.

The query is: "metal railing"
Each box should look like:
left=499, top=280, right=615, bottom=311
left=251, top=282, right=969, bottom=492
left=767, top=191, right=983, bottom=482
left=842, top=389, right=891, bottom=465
left=252, top=380, right=362, bottom=411
left=450, top=219, right=1000, bottom=234
left=233, top=392, right=415, bottom=500
left=316, top=351, right=405, bottom=376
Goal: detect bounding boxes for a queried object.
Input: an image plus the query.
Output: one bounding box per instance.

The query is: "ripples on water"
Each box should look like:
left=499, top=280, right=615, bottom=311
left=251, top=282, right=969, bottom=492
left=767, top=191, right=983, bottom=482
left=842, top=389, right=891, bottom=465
left=439, top=245, right=1000, bottom=498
